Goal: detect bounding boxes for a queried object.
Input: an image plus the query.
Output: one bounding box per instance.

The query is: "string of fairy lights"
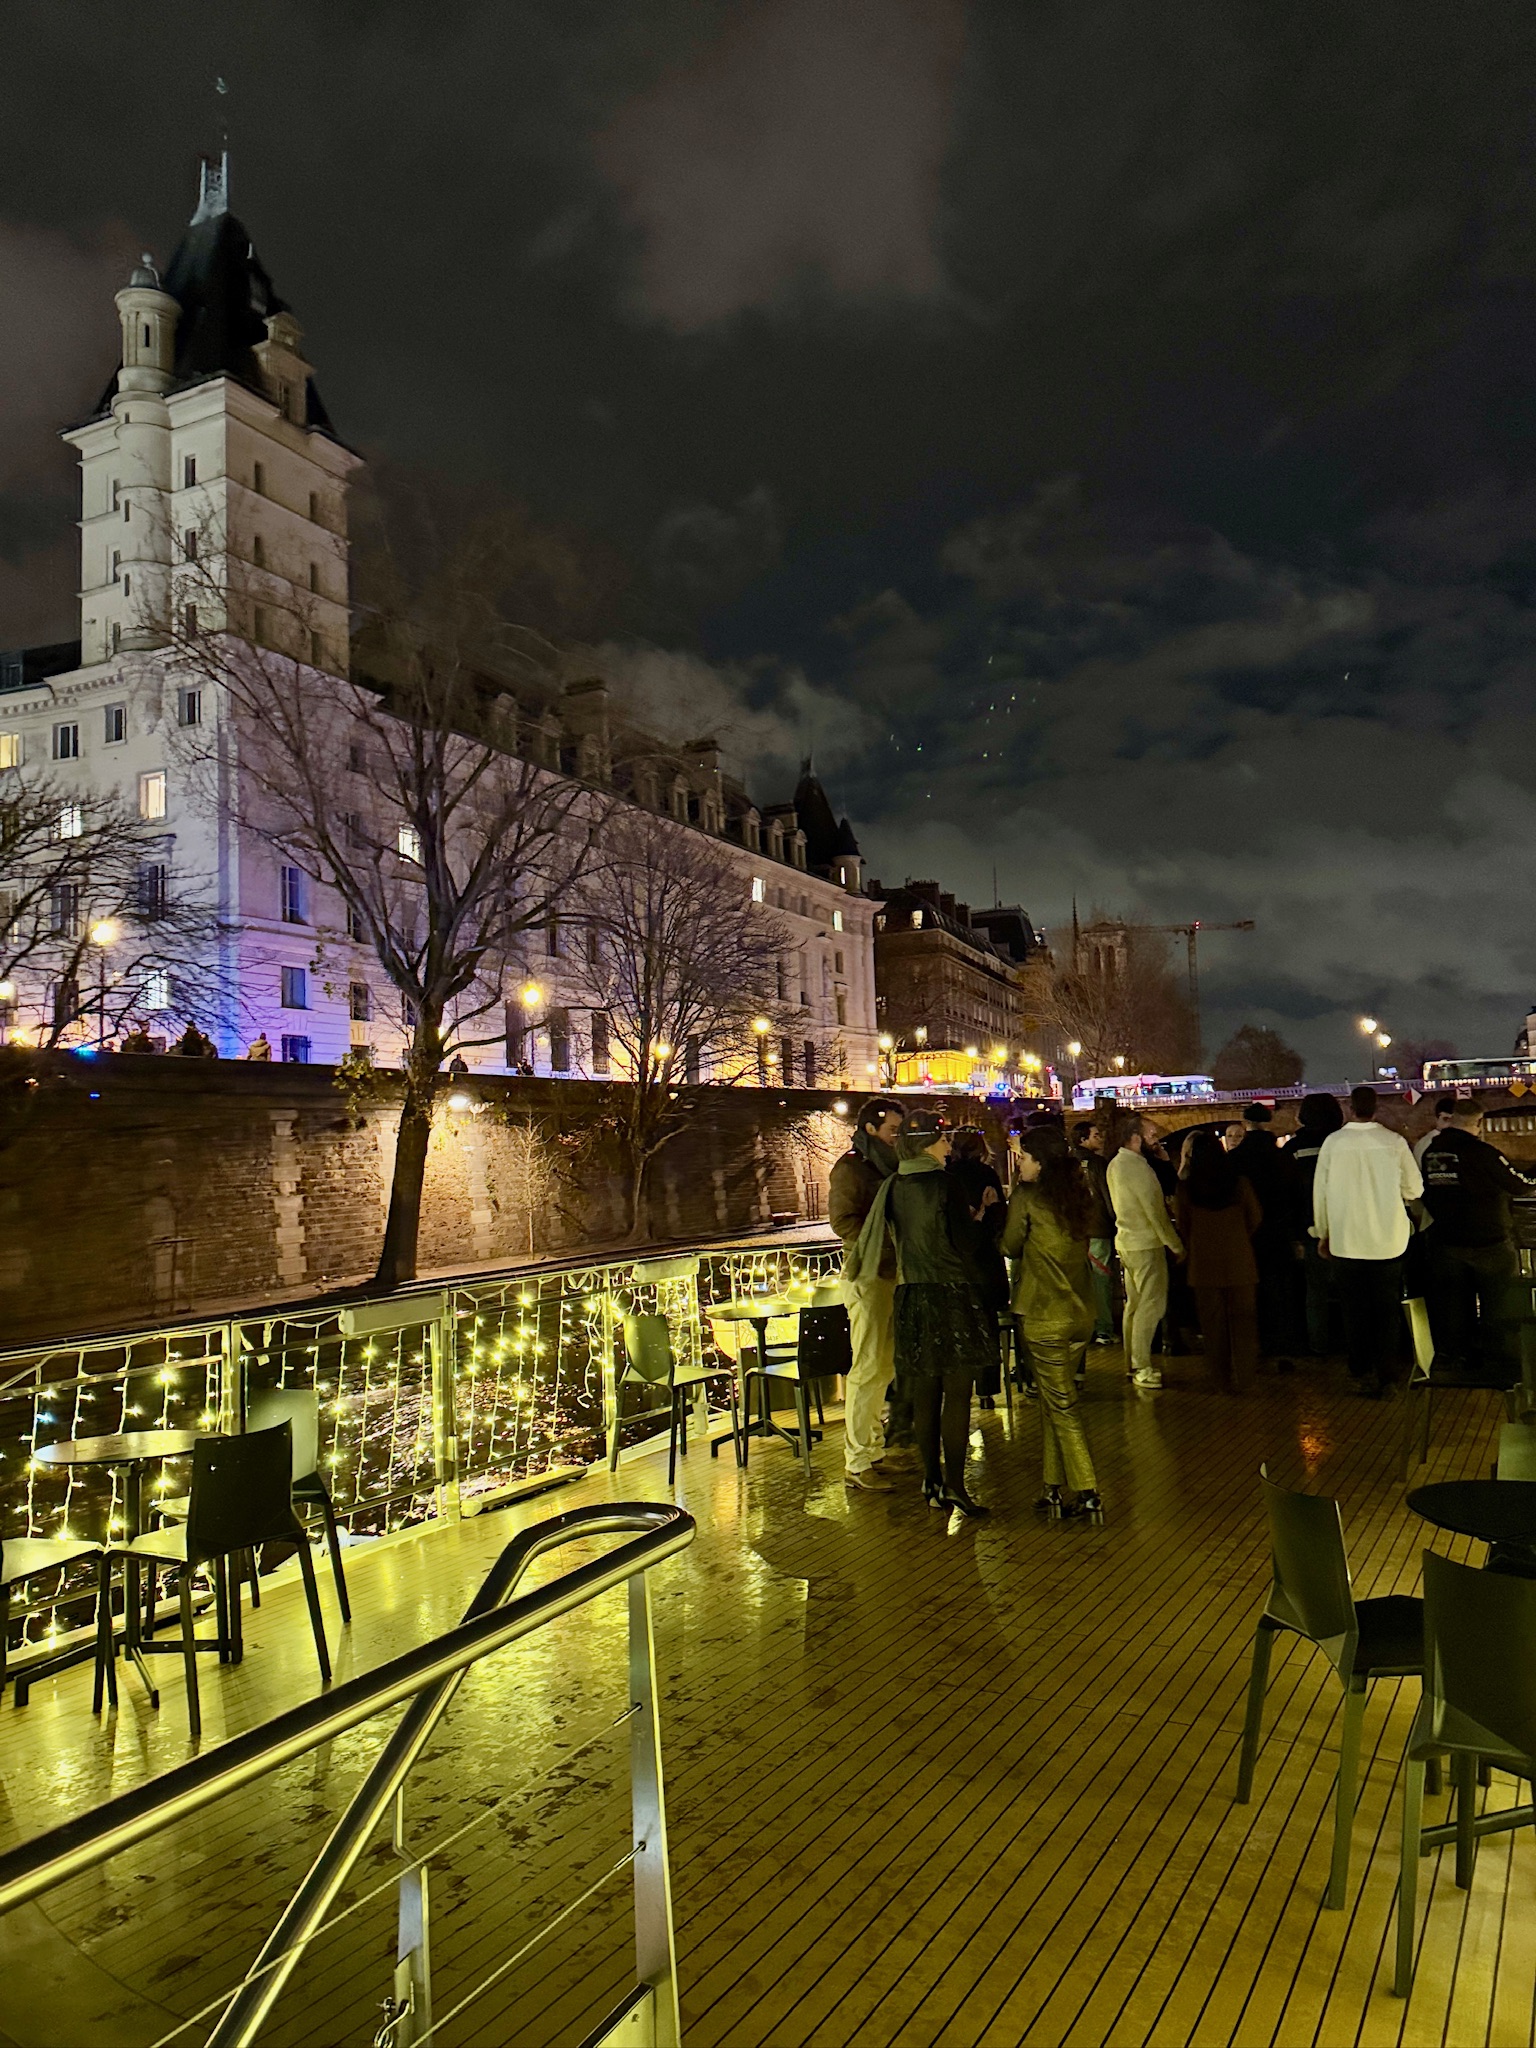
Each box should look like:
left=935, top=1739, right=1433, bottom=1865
left=2, top=1241, right=846, bottom=1647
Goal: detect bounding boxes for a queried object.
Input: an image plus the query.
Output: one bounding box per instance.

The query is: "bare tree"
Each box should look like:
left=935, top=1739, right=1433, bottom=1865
left=0, top=773, right=223, bottom=1048
left=1212, top=1024, right=1304, bottom=1089
left=165, top=517, right=604, bottom=1286
left=563, top=809, right=790, bottom=1237
left=1046, top=920, right=1201, bottom=1076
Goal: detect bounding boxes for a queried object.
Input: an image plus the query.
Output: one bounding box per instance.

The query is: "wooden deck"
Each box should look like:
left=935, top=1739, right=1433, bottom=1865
left=0, top=1348, right=1529, bottom=2048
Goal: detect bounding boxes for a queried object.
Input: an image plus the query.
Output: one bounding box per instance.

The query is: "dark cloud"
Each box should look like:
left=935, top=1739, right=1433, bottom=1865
left=3, top=2, right=1536, bottom=1071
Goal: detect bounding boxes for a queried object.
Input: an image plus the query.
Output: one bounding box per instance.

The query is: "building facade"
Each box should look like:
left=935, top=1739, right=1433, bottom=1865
left=0, top=161, right=878, bottom=1086
left=869, top=879, right=1046, bottom=1068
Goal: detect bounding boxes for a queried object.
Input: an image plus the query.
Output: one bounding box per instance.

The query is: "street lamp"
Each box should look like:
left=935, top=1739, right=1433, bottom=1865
left=90, top=919, right=118, bottom=1048
left=914, top=1025, right=928, bottom=1046
left=1358, top=1014, right=1387, bottom=1080
left=1112, top=1054, right=1126, bottom=1070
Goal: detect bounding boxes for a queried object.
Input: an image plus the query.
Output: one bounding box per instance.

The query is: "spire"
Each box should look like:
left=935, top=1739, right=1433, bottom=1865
left=191, top=150, right=229, bottom=225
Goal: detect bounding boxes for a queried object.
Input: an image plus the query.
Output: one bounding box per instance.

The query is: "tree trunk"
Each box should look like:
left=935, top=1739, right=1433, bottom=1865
left=375, top=1040, right=441, bottom=1289
left=626, top=1148, right=651, bottom=1245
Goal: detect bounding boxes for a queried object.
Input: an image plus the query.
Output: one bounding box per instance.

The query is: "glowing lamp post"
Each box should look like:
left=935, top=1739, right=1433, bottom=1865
left=753, top=1014, right=771, bottom=1086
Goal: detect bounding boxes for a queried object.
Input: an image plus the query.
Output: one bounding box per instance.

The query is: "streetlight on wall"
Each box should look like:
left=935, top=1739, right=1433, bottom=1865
left=1358, top=1014, right=1388, bottom=1081
left=90, top=919, right=118, bottom=1048
left=514, top=979, right=544, bottom=1072
left=753, top=1014, right=771, bottom=1085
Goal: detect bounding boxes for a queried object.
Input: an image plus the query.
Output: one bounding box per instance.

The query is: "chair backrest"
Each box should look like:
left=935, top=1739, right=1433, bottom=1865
left=185, top=1424, right=304, bottom=1564
left=622, top=1314, right=675, bottom=1386
left=810, top=1279, right=844, bottom=1309
left=247, top=1385, right=321, bottom=1481
left=1422, top=1550, right=1536, bottom=1763
left=797, top=1304, right=853, bottom=1380
left=1259, top=1469, right=1357, bottom=1649
left=1403, top=1297, right=1434, bottom=1382
left=1496, top=1420, right=1536, bottom=1481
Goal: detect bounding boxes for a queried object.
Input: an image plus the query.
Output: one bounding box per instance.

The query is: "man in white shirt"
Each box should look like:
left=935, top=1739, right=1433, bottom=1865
left=1313, top=1084, right=1423, bottom=1395
left=1107, top=1116, right=1184, bottom=1389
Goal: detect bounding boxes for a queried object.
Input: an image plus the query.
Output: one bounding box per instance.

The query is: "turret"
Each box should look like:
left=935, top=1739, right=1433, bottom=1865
left=110, top=253, right=180, bottom=649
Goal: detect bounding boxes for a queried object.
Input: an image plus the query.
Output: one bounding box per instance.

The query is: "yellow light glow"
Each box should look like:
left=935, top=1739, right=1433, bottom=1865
left=993, top=1046, right=1007, bottom=1062
left=878, top=1033, right=894, bottom=1051
left=1113, top=1055, right=1126, bottom=1069
left=1377, top=1032, right=1392, bottom=1048
left=654, top=1042, right=672, bottom=1060
left=914, top=1026, right=927, bottom=1045
left=1067, top=1040, right=1082, bottom=1057
left=964, top=1045, right=979, bottom=1059
left=90, top=919, right=119, bottom=947
left=0, top=981, right=15, bottom=1003
left=833, top=1100, right=848, bottom=1115
left=520, top=982, right=544, bottom=1009
left=752, top=1016, right=771, bottom=1035
left=447, top=1091, right=472, bottom=1112
left=1359, top=1016, right=1378, bottom=1034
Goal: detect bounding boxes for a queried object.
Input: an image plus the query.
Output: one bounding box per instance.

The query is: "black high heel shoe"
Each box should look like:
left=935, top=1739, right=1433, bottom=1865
left=922, top=1479, right=947, bottom=1510
left=1060, top=1490, right=1105, bottom=1522
left=940, top=1488, right=990, bottom=1518
left=1035, top=1485, right=1064, bottom=1517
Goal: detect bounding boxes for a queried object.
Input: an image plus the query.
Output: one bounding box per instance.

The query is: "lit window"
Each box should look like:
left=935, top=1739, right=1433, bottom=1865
left=103, top=705, right=126, bottom=745
left=751, top=876, right=765, bottom=904
left=57, top=802, right=84, bottom=840
left=138, top=772, right=166, bottom=821
left=910, top=910, right=923, bottom=929
left=0, top=734, right=20, bottom=769
left=143, top=968, right=171, bottom=1012
left=833, top=909, right=844, bottom=931
left=397, top=824, right=421, bottom=863
left=280, top=965, right=308, bottom=1009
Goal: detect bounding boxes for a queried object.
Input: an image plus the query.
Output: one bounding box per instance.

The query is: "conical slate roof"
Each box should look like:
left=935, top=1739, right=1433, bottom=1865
left=90, top=162, right=338, bottom=436
left=793, top=762, right=861, bottom=875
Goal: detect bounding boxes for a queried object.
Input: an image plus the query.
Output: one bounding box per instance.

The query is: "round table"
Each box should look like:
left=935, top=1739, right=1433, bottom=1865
left=1406, top=1478, right=1536, bottom=1574
left=31, top=1430, right=208, bottom=1696
left=710, top=1300, right=814, bottom=1460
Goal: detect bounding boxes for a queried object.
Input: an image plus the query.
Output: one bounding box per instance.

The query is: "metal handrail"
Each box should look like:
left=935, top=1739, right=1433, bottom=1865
left=0, top=1503, right=692, bottom=1924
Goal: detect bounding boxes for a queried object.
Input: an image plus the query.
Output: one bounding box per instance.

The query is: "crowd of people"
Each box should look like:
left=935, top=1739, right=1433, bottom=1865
left=828, top=1082, right=1535, bottom=1518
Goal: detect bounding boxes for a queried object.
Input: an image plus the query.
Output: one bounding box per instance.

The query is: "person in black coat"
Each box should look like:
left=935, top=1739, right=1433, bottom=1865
left=1231, top=1103, right=1300, bottom=1361
left=948, top=1128, right=1008, bottom=1401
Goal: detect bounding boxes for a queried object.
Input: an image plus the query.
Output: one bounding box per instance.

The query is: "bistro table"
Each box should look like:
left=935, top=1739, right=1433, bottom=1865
left=1406, top=1478, right=1536, bottom=1576
left=709, top=1298, right=824, bottom=1462
left=26, top=1429, right=209, bottom=1701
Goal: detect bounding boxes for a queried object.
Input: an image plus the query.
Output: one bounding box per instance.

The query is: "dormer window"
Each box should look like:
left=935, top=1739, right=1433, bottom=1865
left=911, top=910, right=924, bottom=929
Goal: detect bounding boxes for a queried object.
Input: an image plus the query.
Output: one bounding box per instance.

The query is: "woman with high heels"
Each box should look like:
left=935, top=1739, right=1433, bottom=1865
left=845, top=1107, right=995, bottom=1515
left=946, top=1126, right=1009, bottom=1405
left=1002, top=1126, right=1104, bottom=1521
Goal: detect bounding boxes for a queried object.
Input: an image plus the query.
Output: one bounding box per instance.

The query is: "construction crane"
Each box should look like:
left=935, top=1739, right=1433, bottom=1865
left=1142, top=920, right=1256, bottom=1055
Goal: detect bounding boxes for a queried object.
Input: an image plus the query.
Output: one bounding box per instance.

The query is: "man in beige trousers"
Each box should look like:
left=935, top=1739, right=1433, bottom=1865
left=1107, top=1117, right=1183, bottom=1388
left=829, top=1098, right=907, bottom=1490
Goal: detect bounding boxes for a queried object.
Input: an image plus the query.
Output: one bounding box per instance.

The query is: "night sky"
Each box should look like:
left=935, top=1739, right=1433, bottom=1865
left=4, top=0, right=1536, bottom=1074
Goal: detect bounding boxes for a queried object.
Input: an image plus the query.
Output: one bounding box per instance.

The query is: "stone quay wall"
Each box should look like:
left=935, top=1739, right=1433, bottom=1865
left=0, top=1053, right=887, bottom=1345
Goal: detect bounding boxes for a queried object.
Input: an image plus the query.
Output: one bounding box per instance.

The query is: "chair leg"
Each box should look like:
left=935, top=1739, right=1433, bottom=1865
left=320, top=1497, right=351, bottom=1624
left=608, top=1384, right=623, bottom=1474
left=142, top=1561, right=157, bottom=1639
left=679, top=1390, right=689, bottom=1460
left=179, top=1572, right=201, bottom=1744
left=246, top=1547, right=261, bottom=1610
left=295, top=1540, right=331, bottom=1685
left=795, top=1384, right=812, bottom=1466
left=667, top=1391, right=680, bottom=1488
left=0, top=1582, right=8, bottom=1701
left=92, top=1554, right=117, bottom=1713
left=1235, top=1622, right=1275, bottom=1802
left=1395, top=1755, right=1426, bottom=1996
left=814, top=1383, right=825, bottom=1427
left=1327, top=1683, right=1367, bottom=1909
left=1453, top=1752, right=1478, bottom=1888
left=1419, top=1384, right=1434, bottom=1468
left=728, top=1371, right=743, bottom=1469
left=213, top=1557, right=231, bottom=1665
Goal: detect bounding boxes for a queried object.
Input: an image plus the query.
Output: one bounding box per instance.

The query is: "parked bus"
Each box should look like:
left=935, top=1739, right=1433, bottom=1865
left=1422, top=1056, right=1536, bottom=1091
left=1070, top=1073, right=1216, bottom=1113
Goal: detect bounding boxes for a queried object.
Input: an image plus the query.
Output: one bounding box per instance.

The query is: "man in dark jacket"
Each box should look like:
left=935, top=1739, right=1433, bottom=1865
left=1421, top=1095, right=1534, bottom=1378
left=1071, top=1120, right=1116, bottom=1343
left=830, top=1097, right=906, bottom=1486
left=1231, top=1102, right=1300, bottom=1360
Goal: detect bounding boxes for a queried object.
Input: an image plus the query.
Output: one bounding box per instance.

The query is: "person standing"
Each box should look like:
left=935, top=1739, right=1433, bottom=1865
left=1283, top=1094, right=1344, bottom=1355
left=1231, top=1103, right=1301, bottom=1362
left=846, top=1109, right=994, bottom=1514
left=1003, top=1126, right=1103, bottom=1520
left=1175, top=1130, right=1262, bottom=1391
left=1312, top=1085, right=1423, bottom=1396
left=1413, top=1097, right=1458, bottom=1166
left=829, top=1096, right=906, bottom=1491
left=1072, top=1119, right=1116, bottom=1344
left=947, top=1127, right=1009, bottom=1403
left=1420, top=1094, right=1533, bottom=1379
left=1107, top=1115, right=1183, bottom=1389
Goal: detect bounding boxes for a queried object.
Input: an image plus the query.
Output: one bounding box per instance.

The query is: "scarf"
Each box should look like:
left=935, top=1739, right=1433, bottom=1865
left=844, top=1151, right=942, bottom=1284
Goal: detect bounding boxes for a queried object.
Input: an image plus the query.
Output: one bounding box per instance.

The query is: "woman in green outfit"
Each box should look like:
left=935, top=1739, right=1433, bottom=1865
left=1002, top=1125, right=1104, bottom=1521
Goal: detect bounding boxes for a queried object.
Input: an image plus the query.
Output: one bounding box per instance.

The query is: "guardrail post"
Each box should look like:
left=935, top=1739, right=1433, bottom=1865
left=628, top=1571, right=681, bottom=2048
left=385, top=1786, right=432, bottom=2047
left=220, top=1319, right=245, bottom=1436
left=431, top=1297, right=460, bottom=1526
